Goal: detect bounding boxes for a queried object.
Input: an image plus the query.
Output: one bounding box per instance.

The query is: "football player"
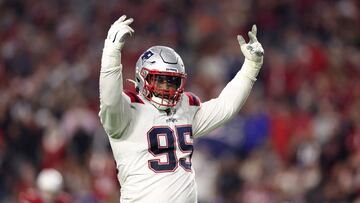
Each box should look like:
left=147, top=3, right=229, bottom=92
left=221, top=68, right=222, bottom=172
left=99, top=15, right=264, bottom=203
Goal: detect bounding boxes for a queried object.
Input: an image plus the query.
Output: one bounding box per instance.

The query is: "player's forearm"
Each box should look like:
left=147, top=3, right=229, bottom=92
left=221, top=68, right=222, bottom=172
left=101, top=39, right=122, bottom=71
left=99, top=40, right=124, bottom=107
left=193, top=25, right=264, bottom=137
left=217, top=24, right=264, bottom=117
left=193, top=62, right=255, bottom=137
left=217, top=59, right=258, bottom=116
left=99, top=44, right=131, bottom=138
left=98, top=15, right=134, bottom=139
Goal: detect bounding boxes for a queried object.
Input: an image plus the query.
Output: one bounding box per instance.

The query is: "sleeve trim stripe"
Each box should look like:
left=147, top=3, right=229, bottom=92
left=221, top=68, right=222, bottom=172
left=124, top=90, right=144, bottom=104
left=185, top=92, right=200, bottom=106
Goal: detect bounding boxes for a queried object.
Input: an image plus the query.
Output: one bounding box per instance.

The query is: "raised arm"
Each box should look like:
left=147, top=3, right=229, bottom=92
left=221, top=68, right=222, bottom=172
left=99, top=15, right=134, bottom=139
left=193, top=25, right=264, bottom=137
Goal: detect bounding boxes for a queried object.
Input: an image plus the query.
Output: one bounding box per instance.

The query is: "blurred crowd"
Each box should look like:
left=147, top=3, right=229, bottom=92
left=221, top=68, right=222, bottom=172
left=0, top=0, right=359, bottom=202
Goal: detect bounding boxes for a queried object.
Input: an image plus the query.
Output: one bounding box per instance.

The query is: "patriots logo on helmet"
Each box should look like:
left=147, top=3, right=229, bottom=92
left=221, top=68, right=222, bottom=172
left=141, top=51, right=154, bottom=62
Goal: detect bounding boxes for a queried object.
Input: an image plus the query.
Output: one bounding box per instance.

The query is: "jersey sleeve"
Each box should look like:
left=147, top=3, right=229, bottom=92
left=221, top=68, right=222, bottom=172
left=99, top=40, right=132, bottom=139
left=192, top=60, right=257, bottom=138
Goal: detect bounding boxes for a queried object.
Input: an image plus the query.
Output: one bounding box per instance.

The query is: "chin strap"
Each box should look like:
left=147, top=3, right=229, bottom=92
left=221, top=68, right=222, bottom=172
left=126, top=79, right=136, bottom=85
left=151, top=96, right=171, bottom=110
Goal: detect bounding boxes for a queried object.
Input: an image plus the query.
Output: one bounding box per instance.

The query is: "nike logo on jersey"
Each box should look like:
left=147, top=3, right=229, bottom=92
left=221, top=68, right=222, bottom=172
left=166, top=118, right=177, bottom=123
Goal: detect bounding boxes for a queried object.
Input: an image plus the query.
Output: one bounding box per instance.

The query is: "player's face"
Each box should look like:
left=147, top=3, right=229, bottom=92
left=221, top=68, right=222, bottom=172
left=148, top=75, right=181, bottom=99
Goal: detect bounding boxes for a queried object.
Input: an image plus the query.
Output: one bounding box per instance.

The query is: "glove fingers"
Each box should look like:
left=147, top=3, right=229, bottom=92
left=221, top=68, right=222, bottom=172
left=123, top=18, right=134, bottom=25
left=248, top=31, right=257, bottom=44
left=117, top=26, right=135, bottom=42
left=237, top=35, right=246, bottom=46
left=251, top=24, right=257, bottom=37
left=127, top=25, right=135, bottom=34
left=122, top=25, right=134, bottom=36
left=110, top=25, right=134, bottom=42
left=108, top=15, right=134, bottom=36
left=238, top=25, right=264, bottom=64
left=115, top=15, right=127, bottom=24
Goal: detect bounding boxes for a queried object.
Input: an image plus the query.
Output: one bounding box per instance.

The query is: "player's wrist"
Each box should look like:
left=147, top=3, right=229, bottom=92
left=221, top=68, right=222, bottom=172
left=239, top=59, right=262, bottom=81
left=101, top=40, right=122, bottom=67
left=103, top=39, right=124, bottom=56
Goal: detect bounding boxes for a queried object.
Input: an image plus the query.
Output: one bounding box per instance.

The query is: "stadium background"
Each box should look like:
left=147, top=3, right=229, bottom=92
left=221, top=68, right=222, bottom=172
left=0, top=0, right=359, bottom=202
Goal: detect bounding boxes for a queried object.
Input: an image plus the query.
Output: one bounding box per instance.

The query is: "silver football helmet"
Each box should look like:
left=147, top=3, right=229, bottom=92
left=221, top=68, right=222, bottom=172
left=135, top=46, right=187, bottom=110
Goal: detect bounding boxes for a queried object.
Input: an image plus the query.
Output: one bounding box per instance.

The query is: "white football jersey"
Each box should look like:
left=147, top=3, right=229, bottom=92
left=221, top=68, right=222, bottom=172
left=99, top=48, right=256, bottom=203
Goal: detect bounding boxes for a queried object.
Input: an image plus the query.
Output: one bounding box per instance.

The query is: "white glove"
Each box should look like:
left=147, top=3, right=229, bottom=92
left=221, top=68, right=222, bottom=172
left=104, top=15, right=134, bottom=52
left=238, top=24, right=264, bottom=64
left=237, top=25, right=264, bottom=80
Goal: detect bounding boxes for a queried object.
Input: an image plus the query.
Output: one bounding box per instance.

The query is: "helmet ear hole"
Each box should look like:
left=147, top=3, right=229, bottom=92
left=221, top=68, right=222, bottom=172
left=136, top=77, right=140, bottom=82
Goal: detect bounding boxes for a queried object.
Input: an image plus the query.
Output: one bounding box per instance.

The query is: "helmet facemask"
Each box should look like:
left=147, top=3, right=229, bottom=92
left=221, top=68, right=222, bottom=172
left=141, top=68, right=186, bottom=109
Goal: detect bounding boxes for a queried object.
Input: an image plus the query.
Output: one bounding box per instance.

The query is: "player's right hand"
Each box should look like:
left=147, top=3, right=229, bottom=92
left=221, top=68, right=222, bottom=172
left=106, top=15, right=134, bottom=50
left=237, top=25, right=264, bottom=65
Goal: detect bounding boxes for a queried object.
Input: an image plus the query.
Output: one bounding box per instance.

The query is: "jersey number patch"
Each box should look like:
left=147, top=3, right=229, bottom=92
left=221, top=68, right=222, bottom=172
left=147, top=126, right=193, bottom=173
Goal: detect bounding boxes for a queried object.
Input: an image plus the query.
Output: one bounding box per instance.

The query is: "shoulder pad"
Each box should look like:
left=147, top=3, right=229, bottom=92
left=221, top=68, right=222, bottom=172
left=185, top=92, right=201, bottom=106
left=124, top=90, right=144, bottom=104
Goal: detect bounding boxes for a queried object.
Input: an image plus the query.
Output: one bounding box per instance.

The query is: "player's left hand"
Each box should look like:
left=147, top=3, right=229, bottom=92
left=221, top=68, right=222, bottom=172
left=106, top=15, right=134, bottom=50
left=237, top=25, right=264, bottom=64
